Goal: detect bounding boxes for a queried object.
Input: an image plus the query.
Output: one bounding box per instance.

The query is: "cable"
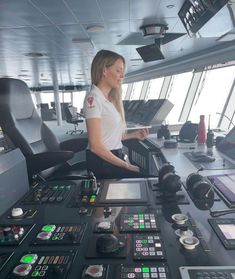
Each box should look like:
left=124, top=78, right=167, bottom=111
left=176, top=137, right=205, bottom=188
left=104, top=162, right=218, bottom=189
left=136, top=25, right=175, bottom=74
left=210, top=209, right=235, bottom=217
left=197, top=167, right=204, bottom=173
left=197, top=167, right=235, bottom=171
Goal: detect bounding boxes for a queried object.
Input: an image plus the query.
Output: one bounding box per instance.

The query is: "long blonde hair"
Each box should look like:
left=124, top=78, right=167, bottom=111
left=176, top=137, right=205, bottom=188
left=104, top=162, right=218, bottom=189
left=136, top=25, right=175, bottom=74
left=91, top=49, right=125, bottom=123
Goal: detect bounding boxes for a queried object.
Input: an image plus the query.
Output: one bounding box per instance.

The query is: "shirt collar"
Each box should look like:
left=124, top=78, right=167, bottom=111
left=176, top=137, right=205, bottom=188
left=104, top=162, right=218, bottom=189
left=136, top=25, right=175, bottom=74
left=92, top=84, right=110, bottom=102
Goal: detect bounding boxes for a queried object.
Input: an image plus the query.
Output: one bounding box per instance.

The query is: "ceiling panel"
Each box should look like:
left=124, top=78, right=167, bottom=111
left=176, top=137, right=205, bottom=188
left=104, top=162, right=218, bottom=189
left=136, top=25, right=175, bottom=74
left=98, top=0, right=130, bottom=21
left=58, top=24, right=88, bottom=39
left=129, top=0, right=160, bottom=20
left=0, top=0, right=234, bottom=88
left=0, top=0, right=52, bottom=27
left=34, top=25, right=70, bottom=47
left=157, top=0, right=185, bottom=17
left=30, top=0, right=78, bottom=25
left=64, top=0, right=102, bottom=23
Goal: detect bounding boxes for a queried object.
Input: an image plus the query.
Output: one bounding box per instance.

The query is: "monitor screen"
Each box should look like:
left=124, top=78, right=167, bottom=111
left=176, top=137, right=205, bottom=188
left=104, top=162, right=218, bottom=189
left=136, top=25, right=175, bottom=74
left=208, top=173, right=235, bottom=207
left=106, top=183, right=141, bottom=200
left=99, top=180, right=149, bottom=204
left=218, top=224, right=235, bottom=240
left=218, top=175, right=235, bottom=195
left=136, top=44, right=164, bottom=62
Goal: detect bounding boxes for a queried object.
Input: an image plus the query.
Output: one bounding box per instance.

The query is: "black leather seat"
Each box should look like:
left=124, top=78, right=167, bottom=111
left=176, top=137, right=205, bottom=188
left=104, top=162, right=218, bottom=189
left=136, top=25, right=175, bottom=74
left=0, top=78, right=88, bottom=181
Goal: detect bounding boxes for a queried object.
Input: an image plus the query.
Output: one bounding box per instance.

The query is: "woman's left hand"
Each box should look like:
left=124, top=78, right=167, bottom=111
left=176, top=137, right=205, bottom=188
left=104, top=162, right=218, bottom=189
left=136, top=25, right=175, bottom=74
left=133, top=128, right=149, bottom=140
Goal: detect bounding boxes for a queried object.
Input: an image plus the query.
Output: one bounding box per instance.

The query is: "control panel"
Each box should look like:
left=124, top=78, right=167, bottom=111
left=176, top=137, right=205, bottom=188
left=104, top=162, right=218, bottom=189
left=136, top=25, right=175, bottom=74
left=21, top=181, right=75, bottom=205
left=7, top=250, right=76, bottom=278
left=0, top=175, right=235, bottom=279
left=119, top=213, right=160, bottom=232
left=31, top=223, right=86, bottom=246
left=0, top=225, right=34, bottom=246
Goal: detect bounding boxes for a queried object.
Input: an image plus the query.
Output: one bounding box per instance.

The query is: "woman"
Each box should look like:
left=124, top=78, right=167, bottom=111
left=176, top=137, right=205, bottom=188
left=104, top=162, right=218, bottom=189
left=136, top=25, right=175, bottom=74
left=83, top=49, right=149, bottom=179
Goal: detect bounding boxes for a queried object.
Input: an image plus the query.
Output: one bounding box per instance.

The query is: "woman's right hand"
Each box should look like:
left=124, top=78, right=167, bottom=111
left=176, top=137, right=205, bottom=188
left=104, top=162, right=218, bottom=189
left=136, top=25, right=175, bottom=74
left=125, top=162, right=140, bottom=172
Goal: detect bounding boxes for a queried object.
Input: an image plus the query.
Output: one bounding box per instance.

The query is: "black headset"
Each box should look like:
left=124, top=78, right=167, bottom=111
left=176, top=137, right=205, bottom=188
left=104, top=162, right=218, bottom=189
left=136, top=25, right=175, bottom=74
left=158, top=163, right=181, bottom=194
left=186, top=173, right=214, bottom=201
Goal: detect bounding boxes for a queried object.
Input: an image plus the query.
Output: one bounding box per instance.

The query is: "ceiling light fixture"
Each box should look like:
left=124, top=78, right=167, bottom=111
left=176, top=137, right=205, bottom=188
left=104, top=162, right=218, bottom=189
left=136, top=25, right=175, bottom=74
left=130, top=58, right=142, bottom=61
left=24, top=52, right=47, bottom=58
left=18, top=74, right=31, bottom=77
left=140, top=24, right=168, bottom=38
left=86, top=25, right=104, bottom=32
left=72, top=38, right=94, bottom=49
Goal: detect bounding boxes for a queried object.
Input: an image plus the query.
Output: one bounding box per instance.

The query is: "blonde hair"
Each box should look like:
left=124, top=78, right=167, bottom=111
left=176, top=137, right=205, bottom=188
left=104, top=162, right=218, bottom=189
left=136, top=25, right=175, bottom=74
left=91, top=49, right=125, bottom=123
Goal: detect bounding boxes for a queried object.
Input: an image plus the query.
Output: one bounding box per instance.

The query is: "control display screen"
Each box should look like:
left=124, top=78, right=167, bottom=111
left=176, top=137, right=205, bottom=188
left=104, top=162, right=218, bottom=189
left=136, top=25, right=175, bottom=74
left=106, top=183, right=141, bottom=200
left=99, top=180, right=148, bottom=204
left=207, top=174, right=235, bottom=206
left=219, top=175, right=235, bottom=195
left=218, top=224, right=235, bottom=239
left=209, top=218, right=235, bottom=249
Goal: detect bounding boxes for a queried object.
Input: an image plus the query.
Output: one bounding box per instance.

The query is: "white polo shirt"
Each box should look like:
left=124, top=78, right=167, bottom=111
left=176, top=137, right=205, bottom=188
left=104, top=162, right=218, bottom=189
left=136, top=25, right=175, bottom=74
left=83, top=85, right=123, bottom=150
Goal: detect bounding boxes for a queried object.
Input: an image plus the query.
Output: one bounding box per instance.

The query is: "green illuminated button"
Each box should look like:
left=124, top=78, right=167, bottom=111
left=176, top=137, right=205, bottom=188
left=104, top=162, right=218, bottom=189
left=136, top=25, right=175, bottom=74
left=42, top=225, right=56, bottom=232
left=142, top=267, right=149, bottom=273
left=39, top=271, right=46, bottom=276
left=20, top=254, right=38, bottom=264
left=31, top=271, right=39, bottom=277
left=52, top=235, right=59, bottom=240
left=140, top=225, right=145, bottom=229
left=142, top=240, right=148, bottom=244
left=138, top=214, right=144, bottom=218
left=91, top=195, right=96, bottom=198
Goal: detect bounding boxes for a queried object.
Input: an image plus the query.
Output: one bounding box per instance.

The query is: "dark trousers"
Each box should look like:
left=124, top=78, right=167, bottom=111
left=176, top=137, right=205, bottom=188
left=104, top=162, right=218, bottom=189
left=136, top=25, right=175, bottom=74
left=86, top=149, right=149, bottom=179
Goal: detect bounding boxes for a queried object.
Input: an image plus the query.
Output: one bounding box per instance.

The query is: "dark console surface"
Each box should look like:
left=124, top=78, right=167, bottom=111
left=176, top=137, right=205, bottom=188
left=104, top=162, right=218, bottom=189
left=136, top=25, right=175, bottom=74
left=1, top=176, right=235, bottom=279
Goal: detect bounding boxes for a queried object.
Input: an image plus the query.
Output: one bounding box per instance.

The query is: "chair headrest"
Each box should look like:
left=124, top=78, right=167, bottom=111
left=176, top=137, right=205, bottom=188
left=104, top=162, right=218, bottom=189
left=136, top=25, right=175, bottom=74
left=0, top=78, right=34, bottom=120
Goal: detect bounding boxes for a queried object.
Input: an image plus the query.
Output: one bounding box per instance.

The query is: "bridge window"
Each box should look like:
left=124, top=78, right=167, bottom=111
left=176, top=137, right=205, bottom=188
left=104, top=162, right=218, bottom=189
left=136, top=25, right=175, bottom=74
left=165, top=72, right=193, bottom=124
left=122, top=84, right=128, bottom=99
left=188, top=66, right=235, bottom=129
left=72, top=91, right=86, bottom=113
left=130, top=81, right=144, bottom=100
left=145, top=77, right=164, bottom=100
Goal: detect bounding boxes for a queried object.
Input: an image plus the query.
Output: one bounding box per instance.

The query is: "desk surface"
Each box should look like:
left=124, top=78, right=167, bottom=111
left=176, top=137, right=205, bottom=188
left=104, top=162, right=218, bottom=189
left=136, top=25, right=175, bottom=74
left=149, top=136, right=235, bottom=180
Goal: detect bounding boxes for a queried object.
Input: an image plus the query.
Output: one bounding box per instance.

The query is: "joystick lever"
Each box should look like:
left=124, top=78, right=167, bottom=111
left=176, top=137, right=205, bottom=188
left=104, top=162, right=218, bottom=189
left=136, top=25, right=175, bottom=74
left=88, top=171, right=98, bottom=193
left=104, top=207, right=112, bottom=218
left=81, top=172, right=98, bottom=196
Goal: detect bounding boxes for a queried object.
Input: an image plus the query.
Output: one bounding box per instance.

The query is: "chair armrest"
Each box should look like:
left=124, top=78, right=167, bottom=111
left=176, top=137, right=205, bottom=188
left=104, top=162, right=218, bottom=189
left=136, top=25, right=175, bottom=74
left=26, top=151, right=74, bottom=176
left=60, top=135, right=88, bottom=153
left=77, top=112, right=85, bottom=118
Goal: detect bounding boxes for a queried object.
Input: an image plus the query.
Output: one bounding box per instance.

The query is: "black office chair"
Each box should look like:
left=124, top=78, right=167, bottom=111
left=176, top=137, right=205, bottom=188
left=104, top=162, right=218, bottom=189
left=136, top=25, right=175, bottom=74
left=40, top=103, right=55, bottom=121
left=0, top=78, right=88, bottom=181
left=62, top=103, right=84, bottom=135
